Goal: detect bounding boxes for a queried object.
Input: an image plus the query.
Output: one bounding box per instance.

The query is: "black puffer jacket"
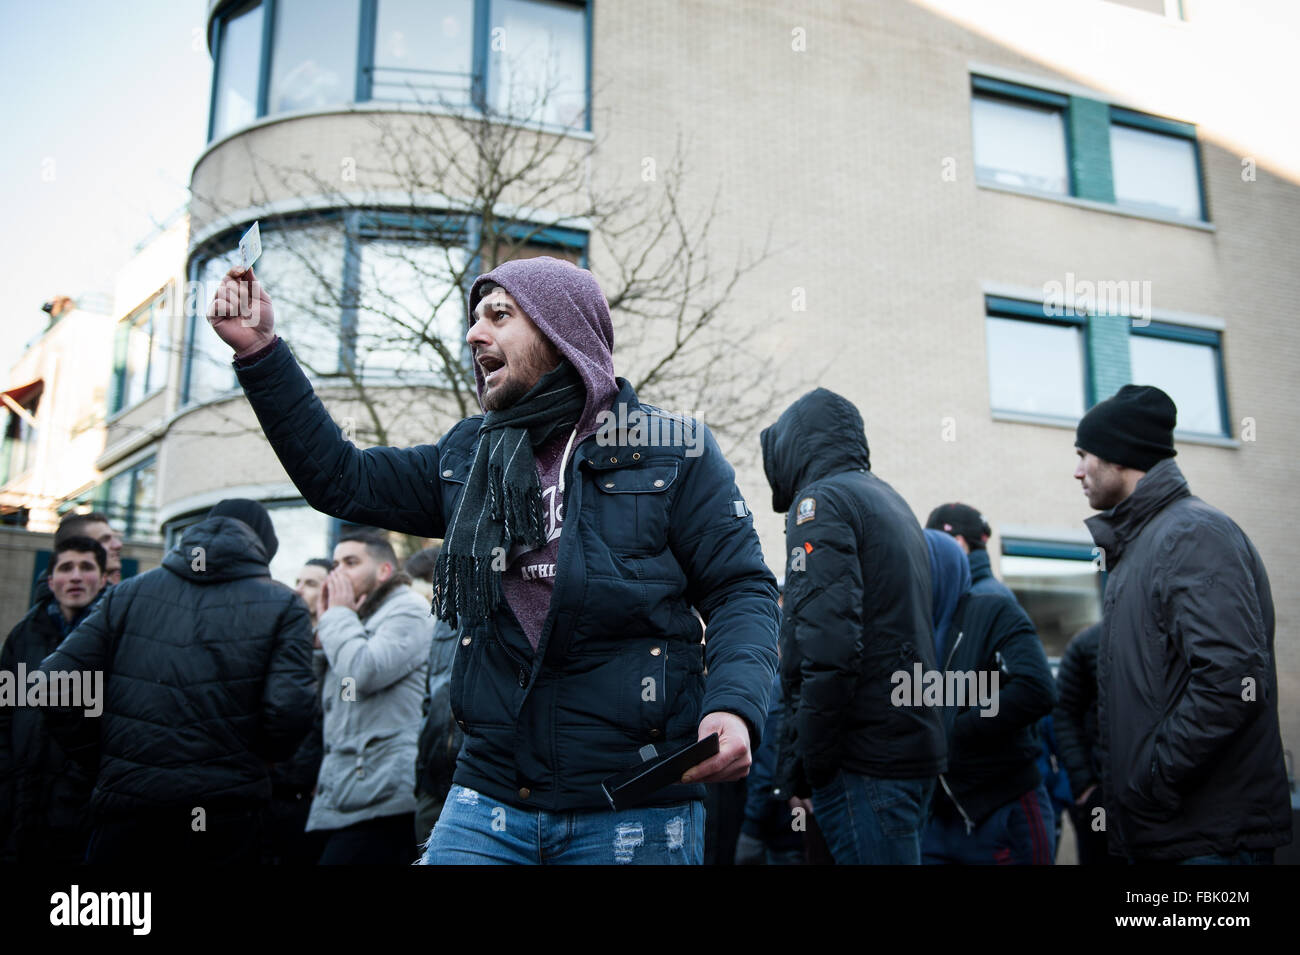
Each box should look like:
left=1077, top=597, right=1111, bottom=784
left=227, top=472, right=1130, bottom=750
left=933, top=592, right=1056, bottom=828
left=1053, top=623, right=1102, bottom=799
left=38, top=516, right=317, bottom=819
left=1086, top=458, right=1291, bottom=861
left=761, top=389, right=946, bottom=793
left=1, top=594, right=98, bottom=862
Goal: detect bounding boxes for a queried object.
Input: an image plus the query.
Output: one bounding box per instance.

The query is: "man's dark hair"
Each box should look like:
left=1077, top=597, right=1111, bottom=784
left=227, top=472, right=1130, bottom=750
left=338, top=528, right=399, bottom=568
left=304, top=558, right=333, bottom=573
left=55, top=511, right=112, bottom=546
left=53, top=535, right=107, bottom=574
left=403, top=545, right=442, bottom=583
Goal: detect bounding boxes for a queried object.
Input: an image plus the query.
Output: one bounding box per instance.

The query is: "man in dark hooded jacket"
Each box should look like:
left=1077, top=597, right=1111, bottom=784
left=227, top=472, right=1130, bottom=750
left=760, top=388, right=945, bottom=864
left=36, top=499, right=317, bottom=864
left=921, top=530, right=1057, bottom=865
left=207, top=257, right=778, bottom=865
left=1075, top=385, right=1290, bottom=863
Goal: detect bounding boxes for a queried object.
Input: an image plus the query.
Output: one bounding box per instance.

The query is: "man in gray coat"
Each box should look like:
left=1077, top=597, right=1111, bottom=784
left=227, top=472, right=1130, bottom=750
left=309, top=528, right=433, bottom=864
left=1074, top=385, right=1290, bottom=863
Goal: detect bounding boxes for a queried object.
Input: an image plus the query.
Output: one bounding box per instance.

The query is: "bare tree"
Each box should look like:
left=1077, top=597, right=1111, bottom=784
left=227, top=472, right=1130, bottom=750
left=188, top=63, right=804, bottom=467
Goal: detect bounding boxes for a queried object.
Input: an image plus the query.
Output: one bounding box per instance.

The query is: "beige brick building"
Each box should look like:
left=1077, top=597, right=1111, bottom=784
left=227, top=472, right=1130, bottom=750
left=83, top=0, right=1297, bottom=808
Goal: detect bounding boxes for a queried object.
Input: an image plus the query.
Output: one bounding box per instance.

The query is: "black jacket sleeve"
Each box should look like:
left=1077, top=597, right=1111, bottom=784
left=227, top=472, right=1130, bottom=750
left=254, top=595, right=318, bottom=762
left=235, top=338, right=454, bottom=537
left=0, top=631, right=19, bottom=860
left=782, top=489, right=863, bottom=787
left=953, top=598, right=1056, bottom=744
left=36, top=597, right=119, bottom=774
left=1053, top=628, right=1098, bottom=796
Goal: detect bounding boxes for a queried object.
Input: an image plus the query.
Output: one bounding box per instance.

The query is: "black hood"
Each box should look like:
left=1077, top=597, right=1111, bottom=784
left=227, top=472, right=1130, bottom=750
left=162, top=516, right=273, bottom=583
left=760, top=388, right=871, bottom=513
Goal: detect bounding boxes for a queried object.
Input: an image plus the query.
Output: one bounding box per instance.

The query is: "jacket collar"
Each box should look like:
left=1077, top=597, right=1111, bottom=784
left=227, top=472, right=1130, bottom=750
left=1084, top=457, right=1190, bottom=566
left=577, top=378, right=695, bottom=467
left=357, top=572, right=413, bottom=623
left=966, top=548, right=993, bottom=584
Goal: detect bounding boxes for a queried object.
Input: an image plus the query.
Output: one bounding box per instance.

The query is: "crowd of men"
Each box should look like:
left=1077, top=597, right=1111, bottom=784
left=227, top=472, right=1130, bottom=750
left=0, top=256, right=1290, bottom=865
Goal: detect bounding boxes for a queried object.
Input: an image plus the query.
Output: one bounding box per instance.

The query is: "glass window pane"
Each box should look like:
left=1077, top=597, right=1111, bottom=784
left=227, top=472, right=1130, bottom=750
left=268, top=0, right=360, bottom=115
left=130, top=459, right=159, bottom=540
left=489, top=0, right=587, bottom=127
left=986, top=317, right=1085, bottom=418
left=253, top=223, right=345, bottom=376
left=1110, top=124, right=1201, bottom=219
left=186, top=257, right=241, bottom=404
left=1001, top=554, right=1102, bottom=660
left=1129, top=334, right=1224, bottom=435
left=212, top=2, right=264, bottom=139
left=372, top=0, right=474, bottom=105
left=357, top=239, right=467, bottom=381
left=972, top=95, right=1068, bottom=194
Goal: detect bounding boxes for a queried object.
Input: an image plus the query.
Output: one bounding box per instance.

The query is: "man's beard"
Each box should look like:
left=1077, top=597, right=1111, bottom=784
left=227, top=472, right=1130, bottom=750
left=483, top=337, right=561, bottom=411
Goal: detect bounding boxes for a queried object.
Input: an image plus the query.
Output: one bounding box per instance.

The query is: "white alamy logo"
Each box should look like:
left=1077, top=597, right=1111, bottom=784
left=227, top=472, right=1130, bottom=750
left=0, top=665, right=102, bottom=717
left=49, top=885, right=151, bottom=935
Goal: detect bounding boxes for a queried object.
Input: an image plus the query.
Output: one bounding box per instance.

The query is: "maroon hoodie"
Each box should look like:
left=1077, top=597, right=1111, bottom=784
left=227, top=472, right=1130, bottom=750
left=468, top=258, right=620, bottom=650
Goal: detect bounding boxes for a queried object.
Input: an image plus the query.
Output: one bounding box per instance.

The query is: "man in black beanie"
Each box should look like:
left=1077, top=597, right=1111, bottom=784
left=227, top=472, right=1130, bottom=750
left=1073, top=385, right=1290, bottom=864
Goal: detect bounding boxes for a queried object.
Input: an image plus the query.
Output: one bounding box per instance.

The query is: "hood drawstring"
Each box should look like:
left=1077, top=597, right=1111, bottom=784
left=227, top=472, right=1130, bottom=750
left=558, top=426, right=579, bottom=495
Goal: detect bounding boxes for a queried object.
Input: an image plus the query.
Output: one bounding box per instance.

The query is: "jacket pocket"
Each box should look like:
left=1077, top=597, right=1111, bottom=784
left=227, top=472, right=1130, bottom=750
left=589, top=463, right=678, bottom=556
left=320, top=730, right=410, bottom=814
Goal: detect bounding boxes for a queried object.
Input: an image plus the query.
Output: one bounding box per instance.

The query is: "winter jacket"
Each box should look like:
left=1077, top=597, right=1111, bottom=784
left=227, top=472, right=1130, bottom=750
left=0, top=592, right=101, bottom=862
left=1085, top=458, right=1291, bottom=861
left=36, top=516, right=317, bottom=820
left=234, top=338, right=778, bottom=812
left=967, top=548, right=1015, bottom=600
left=1053, top=623, right=1102, bottom=799
left=932, top=590, right=1057, bottom=828
left=416, top=616, right=463, bottom=804
left=761, top=389, right=946, bottom=793
left=308, top=576, right=431, bottom=831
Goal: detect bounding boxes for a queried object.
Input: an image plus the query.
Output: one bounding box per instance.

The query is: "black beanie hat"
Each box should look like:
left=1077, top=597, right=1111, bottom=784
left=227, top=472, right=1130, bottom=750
left=207, top=498, right=279, bottom=561
left=926, top=503, right=992, bottom=550
left=1075, top=384, right=1177, bottom=471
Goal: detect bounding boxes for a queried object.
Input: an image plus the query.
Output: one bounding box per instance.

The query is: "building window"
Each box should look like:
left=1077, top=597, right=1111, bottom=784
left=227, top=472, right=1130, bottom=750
left=210, top=1, right=265, bottom=141
left=267, top=0, right=361, bottom=114
left=370, top=0, right=476, bottom=105
left=113, top=287, right=170, bottom=414
left=0, top=382, right=42, bottom=484
left=164, top=499, right=331, bottom=587
left=208, top=0, right=590, bottom=140
left=185, top=210, right=587, bottom=405
left=985, top=296, right=1088, bottom=420
left=972, top=86, right=1070, bottom=196
left=1109, top=108, right=1205, bottom=221
left=1000, top=539, right=1103, bottom=661
left=1129, top=321, right=1228, bottom=437
left=488, top=0, right=588, bottom=128
left=99, top=456, right=159, bottom=541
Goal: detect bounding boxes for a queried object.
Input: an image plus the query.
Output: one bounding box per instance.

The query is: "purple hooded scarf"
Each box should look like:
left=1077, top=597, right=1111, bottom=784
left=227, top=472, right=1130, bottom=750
left=468, top=257, right=619, bottom=438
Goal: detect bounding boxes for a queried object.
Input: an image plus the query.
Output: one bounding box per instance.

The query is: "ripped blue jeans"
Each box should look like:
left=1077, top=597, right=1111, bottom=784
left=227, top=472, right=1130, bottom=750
left=419, top=785, right=704, bottom=865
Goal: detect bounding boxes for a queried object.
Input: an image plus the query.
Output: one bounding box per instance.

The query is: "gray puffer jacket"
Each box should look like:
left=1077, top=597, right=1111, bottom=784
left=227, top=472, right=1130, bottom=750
left=1086, top=458, right=1291, bottom=861
left=307, top=576, right=432, bottom=832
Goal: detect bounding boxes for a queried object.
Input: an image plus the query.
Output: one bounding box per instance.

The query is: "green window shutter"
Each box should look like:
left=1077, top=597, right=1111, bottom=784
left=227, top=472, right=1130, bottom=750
left=1085, top=313, right=1132, bottom=406
left=1067, top=96, right=1115, bottom=203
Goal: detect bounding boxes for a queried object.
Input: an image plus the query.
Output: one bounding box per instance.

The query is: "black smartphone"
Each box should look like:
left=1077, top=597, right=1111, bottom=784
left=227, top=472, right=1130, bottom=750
left=600, top=733, right=720, bottom=811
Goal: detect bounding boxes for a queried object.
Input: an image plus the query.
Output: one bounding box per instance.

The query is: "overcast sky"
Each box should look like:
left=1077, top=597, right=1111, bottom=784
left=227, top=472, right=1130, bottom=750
left=0, top=0, right=210, bottom=374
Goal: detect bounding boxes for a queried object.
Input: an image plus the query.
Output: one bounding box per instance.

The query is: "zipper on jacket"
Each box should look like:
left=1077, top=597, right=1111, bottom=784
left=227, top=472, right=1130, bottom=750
left=938, top=773, right=975, bottom=835
left=490, top=617, right=532, bottom=689
left=939, top=628, right=974, bottom=834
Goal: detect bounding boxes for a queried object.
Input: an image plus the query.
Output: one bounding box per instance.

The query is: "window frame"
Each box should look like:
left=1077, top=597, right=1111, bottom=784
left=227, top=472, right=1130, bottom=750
left=94, top=454, right=159, bottom=541
left=111, top=285, right=170, bottom=416
left=1129, top=319, right=1230, bottom=438
left=207, top=0, right=592, bottom=142
left=984, top=295, right=1092, bottom=422
left=971, top=75, right=1074, bottom=198
left=1109, top=105, right=1208, bottom=222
